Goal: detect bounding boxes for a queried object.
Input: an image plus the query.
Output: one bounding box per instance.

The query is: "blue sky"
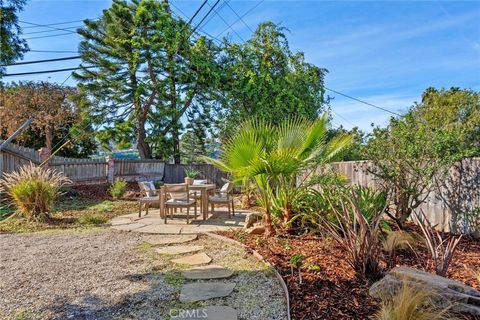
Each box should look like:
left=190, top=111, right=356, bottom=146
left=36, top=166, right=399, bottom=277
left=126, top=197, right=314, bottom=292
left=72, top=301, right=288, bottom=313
left=4, top=0, right=480, bottom=132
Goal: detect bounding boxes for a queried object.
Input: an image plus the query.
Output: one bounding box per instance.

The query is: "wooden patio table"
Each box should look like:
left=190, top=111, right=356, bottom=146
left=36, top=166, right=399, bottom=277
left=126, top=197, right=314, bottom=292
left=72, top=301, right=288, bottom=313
left=159, top=183, right=215, bottom=221
left=189, top=183, right=215, bottom=220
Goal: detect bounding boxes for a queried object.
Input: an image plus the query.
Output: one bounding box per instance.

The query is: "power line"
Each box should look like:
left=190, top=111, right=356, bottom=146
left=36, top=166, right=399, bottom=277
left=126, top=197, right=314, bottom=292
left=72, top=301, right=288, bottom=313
left=20, top=19, right=87, bottom=29
left=225, top=2, right=254, bottom=33
left=24, top=32, right=79, bottom=40
left=191, top=0, right=221, bottom=35
left=325, top=87, right=402, bottom=117
left=186, top=0, right=208, bottom=25
left=2, top=56, right=81, bottom=67
left=29, top=49, right=79, bottom=53
left=2, top=66, right=93, bottom=77
left=19, top=20, right=78, bottom=34
left=23, top=26, right=81, bottom=35
left=206, top=1, right=244, bottom=42
left=216, top=0, right=264, bottom=38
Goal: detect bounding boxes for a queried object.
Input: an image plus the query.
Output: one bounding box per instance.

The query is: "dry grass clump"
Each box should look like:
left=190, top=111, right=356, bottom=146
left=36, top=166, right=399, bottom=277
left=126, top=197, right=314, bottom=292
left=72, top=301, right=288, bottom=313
left=0, top=163, right=70, bottom=221
left=375, top=281, right=456, bottom=320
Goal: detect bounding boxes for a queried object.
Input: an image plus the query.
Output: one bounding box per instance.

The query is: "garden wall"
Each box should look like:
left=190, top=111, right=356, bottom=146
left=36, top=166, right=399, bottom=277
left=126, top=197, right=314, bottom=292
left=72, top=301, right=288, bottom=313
left=326, top=158, right=480, bottom=234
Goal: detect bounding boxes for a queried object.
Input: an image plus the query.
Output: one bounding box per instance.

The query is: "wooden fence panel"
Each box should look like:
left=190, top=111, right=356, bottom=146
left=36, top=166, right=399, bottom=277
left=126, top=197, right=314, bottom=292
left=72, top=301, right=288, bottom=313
left=114, top=159, right=165, bottom=181
left=164, top=163, right=229, bottom=186
left=49, top=160, right=108, bottom=183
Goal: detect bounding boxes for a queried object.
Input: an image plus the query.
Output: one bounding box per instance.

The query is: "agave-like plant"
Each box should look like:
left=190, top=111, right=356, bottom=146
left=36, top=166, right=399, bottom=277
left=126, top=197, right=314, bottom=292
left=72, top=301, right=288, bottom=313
left=0, top=163, right=70, bottom=221
left=203, top=114, right=352, bottom=236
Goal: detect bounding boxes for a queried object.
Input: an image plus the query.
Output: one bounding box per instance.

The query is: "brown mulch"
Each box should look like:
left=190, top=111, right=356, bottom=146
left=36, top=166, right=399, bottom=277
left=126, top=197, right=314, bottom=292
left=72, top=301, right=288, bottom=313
left=218, top=229, right=480, bottom=320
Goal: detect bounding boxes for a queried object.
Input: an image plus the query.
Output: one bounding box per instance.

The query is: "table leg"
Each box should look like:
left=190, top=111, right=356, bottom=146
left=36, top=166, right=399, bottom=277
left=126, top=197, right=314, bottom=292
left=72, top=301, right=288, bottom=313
left=159, top=187, right=165, bottom=218
left=202, top=189, right=208, bottom=220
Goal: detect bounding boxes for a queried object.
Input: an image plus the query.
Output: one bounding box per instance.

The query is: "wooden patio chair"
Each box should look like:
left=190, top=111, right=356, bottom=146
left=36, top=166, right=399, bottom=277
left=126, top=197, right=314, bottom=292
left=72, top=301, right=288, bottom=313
left=208, top=181, right=235, bottom=218
left=164, top=183, right=197, bottom=224
left=138, top=181, right=160, bottom=217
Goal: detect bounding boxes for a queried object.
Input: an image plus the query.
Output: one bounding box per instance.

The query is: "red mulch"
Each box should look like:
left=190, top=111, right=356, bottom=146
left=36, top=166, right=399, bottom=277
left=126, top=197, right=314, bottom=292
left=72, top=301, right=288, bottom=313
left=218, top=228, right=480, bottom=320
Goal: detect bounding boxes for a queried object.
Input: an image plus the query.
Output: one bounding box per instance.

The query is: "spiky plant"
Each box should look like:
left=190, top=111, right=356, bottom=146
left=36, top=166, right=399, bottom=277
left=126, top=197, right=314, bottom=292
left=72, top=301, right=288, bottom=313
left=382, top=230, right=419, bottom=269
left=0, top=163, right=70, bottom=221
left=203, top=114, right=352, bottom=236
left=375, top=281, right=455, bottom=320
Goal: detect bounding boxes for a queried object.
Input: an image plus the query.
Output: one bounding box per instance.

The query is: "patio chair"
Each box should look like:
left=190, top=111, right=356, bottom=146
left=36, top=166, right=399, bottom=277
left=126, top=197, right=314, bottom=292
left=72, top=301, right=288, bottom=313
left=163, top=183, right=197, bottom=224
left=208, top=181, right=235, bottom=218
left=190, top=179, right=208, bottom=213
left=138, top=181, right=160, bottom=217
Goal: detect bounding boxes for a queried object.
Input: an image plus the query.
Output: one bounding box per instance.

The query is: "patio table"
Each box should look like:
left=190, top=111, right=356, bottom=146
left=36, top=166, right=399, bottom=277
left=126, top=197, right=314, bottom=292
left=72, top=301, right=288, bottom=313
left=189, top=183, right=215, bottom=220
left=159, top=184, right=215, bottom=221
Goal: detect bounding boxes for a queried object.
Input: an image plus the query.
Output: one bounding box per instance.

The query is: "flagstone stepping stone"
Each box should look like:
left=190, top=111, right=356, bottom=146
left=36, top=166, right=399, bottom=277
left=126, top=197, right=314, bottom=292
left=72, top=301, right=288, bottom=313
left=155, top=245, right=204, bottom=255
left=179, top=282, right=236, bottom=302
left=182, top=265, right=234, bottom=280
left=146, top=234, right=198, bottom=245
left=171, top=253, right=212, bottom=266
left=171, top=306, right=237, bottom=320
left=111, top=222, right=145, bottom=231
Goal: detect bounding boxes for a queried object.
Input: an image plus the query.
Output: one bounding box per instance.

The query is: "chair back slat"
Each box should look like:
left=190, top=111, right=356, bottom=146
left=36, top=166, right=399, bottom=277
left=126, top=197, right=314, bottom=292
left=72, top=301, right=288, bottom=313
left=164, top=183, right=189, bottom=201
left=138, top=181, right=156, bottom=197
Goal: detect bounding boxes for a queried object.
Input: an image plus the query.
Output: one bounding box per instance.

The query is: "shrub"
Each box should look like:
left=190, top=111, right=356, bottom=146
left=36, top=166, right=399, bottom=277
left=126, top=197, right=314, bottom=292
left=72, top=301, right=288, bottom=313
left=321, top=186, right=384, bottom=280
left=415, top=210, right=462, bottom=277
left=110, top=180, right=127, bottom=199
left=375, top=281, right=455, bottom=320
left=0, top=164, right=69, bottom=221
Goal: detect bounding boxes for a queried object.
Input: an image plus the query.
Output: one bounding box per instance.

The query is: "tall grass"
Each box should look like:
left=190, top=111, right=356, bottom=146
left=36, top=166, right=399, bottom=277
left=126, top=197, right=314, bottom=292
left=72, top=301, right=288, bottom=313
left=0, top=164, right=70, bottom=221
left=110, top=180, right=127, bottom=199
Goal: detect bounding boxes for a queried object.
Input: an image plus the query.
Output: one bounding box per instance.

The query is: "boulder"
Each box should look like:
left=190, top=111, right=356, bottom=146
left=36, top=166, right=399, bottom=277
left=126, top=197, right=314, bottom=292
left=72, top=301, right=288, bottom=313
left=246, top=225, right=265, bottom=235
left=244, top=213, right=262, bottom=229
left=369, top=266, right=480, bottom=316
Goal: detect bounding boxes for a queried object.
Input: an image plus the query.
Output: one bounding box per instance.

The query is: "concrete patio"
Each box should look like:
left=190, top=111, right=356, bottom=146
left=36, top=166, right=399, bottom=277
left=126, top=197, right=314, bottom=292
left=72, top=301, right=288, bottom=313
left=110, top=207, right=250, bottom=234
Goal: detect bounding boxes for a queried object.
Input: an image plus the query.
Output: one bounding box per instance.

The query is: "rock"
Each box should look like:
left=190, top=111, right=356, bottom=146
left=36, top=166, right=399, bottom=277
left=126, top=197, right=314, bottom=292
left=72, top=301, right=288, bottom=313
left=182, top=265, right=234, bottom=280
left=246, top=225, right=265, bottom=235
left=369, top=266, right=480, bottom=316
left=171, top=306, right=237, bottom=320
left=155, top=245, right=204, bottom=255
left=171, top=253, right=212, bottom=266
left=244, top=213, right=262, bottom=229
left=111, top=222, right=145, bottom=231
left=146, top=234, right=198, bottom=245
left=179, top=282, right=236, bottom=302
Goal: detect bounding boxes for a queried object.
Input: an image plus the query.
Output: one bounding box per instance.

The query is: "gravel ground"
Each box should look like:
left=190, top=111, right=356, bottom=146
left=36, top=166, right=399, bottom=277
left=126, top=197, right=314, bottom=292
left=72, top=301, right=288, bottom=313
left=0, top=229, right=287, bottom=320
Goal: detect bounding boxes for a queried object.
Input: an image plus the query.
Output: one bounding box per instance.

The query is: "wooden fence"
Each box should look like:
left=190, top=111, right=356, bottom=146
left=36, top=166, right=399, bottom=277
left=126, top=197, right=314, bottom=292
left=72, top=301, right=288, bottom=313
left=320, top=158, right=480, bottom=234
left=0, top=142, right=225, bottom=185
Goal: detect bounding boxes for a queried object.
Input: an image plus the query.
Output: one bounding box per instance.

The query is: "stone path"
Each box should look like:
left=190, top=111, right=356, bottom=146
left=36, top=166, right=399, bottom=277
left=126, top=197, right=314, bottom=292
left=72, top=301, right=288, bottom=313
left=151, top=234, right=239, bottom=319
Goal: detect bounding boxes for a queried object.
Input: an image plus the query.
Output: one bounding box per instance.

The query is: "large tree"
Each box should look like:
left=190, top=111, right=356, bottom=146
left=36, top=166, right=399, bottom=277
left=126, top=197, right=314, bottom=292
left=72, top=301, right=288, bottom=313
left=0, top=0, right=28, bottom=76
left=0, top=81, right=96, bottom=157
left=364, top=87, right=480, bottom=229
left=75, top=0, right=220, bottom=161
left=217, top=22, right=327, bottom=138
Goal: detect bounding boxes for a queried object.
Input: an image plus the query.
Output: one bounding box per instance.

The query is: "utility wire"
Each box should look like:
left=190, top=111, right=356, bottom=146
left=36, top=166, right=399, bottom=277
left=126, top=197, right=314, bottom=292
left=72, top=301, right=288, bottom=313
left=29, top=49, right=79, bottom=53
left=225, top=1, right=254, bottom=33
left=24, top=32, right=79, bottom=40
left=186, top=0, right=208, bottom=25
left=19, top=20, right=78, bottom=34
left=325, top=87, right=402, bottom=117
left=23, top=26, right=81, bottom=35
left=21, top=19, right=87, bottom=29
left=216, top=0, right=263, bottom=38
left=2, top=56, right=81, bottom=67
left=207, top=0, right=244, bottom=42
left=2, top=66, right=94, bottom=77
left=191, top=0, right=221, bottom=35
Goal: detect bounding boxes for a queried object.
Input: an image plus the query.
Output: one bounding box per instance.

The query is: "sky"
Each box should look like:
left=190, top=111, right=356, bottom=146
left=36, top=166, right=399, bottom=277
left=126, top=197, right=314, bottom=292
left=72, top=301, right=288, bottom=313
left=4, top=0, right=480, bottom=132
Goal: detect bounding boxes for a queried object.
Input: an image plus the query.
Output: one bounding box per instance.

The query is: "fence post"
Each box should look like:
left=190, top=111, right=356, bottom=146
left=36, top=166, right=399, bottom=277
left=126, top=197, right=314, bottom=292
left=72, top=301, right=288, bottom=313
left=38, top=148, right=51, bottom=167
left=106, top=155, right=115, bottom=183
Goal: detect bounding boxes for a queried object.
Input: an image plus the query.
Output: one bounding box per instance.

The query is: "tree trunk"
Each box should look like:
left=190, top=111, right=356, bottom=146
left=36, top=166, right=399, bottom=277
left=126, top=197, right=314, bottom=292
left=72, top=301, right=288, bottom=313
left=264, top=207, right=276, bottom=236
left=45, top=126, right=53, bottom=151
left=137, top=115, right=151, bottom=159
left=172, top=121, right=180, bottom=164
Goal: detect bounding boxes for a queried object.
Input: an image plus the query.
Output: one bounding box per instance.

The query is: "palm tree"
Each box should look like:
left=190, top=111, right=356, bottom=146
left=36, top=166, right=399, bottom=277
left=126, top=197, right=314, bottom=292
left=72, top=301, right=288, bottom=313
left=203, top=114, right=352, bottom=236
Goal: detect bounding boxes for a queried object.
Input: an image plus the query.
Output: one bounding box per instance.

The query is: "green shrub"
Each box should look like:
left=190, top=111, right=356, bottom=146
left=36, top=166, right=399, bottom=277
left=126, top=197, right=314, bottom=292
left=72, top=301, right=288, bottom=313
left=0, top=164, right=69, bottom=221
left=110, top=180, right=127, bottom=199
left=184, top=167, right=200, bottom=178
